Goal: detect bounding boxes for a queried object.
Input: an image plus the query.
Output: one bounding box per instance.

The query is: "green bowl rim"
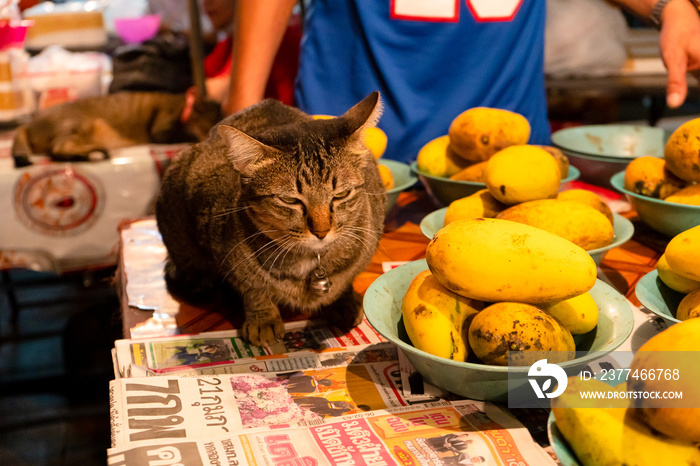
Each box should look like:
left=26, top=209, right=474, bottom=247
left=364, top=258, right=635, bottom=374
left=551, top=124, right=668, bottom=161
left=381, top=159, right=418, bottom=195
left=410, top=161, right=580, bottom=187
left=635, top=269, right=681, bottom=323
left=610, top=171, right=700, bottom=211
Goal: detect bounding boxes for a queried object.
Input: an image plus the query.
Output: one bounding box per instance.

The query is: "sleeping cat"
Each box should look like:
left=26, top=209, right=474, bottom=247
left=12, top=89, right=222, bottom=167
left=156, top=92, right=387, bottom=346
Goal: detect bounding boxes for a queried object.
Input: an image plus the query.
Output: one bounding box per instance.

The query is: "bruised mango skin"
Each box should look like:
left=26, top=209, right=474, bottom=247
left=448, top=107, right=530, bottom=163
left=496, top=199, right=614, bottom=251
left=425, top=218, right=597, bottom=303
left=623, top=156, right=685, bottom=199
left=468, top=302, right=575, bottom=366
left=402, top=270, right=484, bottom=361
left=664, top=117, right=700, bottom=182
left=483, top=145, right=561, bottom=205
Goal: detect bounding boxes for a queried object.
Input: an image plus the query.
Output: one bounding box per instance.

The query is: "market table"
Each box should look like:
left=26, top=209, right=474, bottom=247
left=117, top=185, right=672, bottom=345
left=113, top=184, right=677, bottom=463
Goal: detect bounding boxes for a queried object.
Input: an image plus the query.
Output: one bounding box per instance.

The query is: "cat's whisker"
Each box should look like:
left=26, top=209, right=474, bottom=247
left=342, top=226, right=388, bottom=257
left=221, top=235, right=288, bottom=283
left=263, top=237, right=297, bottom=300
left=210, top=205, right=252, bottom=218
left=339, top=231, right=375, bottom=256
left=342, top=226, right=383, bottom=246
left=219, top=229, right=282, bottom=270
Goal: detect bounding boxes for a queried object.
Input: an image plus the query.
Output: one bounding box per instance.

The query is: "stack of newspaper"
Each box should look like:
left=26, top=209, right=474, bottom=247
left=108, top=317, right=557, bottom=465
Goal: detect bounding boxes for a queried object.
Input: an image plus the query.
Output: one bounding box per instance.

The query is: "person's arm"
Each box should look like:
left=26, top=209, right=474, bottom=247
left=223, top=0, right=298, bottom=115
left=613, top=0, right=700, bottom=108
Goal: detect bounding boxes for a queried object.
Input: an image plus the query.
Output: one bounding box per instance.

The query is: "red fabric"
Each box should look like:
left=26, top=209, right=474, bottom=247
left=204, top=37, right=232, bottom=78
left=203, top=18, right=301, bottom=106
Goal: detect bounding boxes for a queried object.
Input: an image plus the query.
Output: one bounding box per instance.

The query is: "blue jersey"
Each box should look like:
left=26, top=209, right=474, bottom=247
left=295, top=0, right=549, bottom=163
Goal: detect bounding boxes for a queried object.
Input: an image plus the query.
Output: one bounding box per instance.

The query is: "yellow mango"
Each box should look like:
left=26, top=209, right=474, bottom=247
left=539, top=291, right=599, bottom=335
left=657, top=253, right=700, bottom=294
left=416, top=135, right=469, bottom=177
left=664, top=117, right=700, bottom=182
left=495, top=199, right=614, bottom=250
left=364, top=127, right=388, bottom=159
left=449, top=161, right=487, bottom=182
left=665, top=224, right=700, bottom=281
left=425, top=218, right=597, bottom=303
left=624, top=156, right=685, bottom=199
left=377, top=163, right=394, bottom=190
left=557, top=188, right=614, bottom=224
left=468, top=302, right=575, bottom=366
left=665, top=184, right=700, bottom=206
left=448, top=107, right=530, bottom=163
left=677, top=288, right=700, bottom=320
left=443, top=189, right=506, bottom=225
left=401, top=270, right=484, bottom=361
left=535, top=145, right=570, bottom=179
left=483, top=145, right=561, bottom=205
left=628, top=318, right=700, bottom=443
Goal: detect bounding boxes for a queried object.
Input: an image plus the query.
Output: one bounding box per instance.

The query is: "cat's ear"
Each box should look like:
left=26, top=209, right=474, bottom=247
left=340, top=91, right=383, bottom=132
left=218, top=125, right=274, bottom=175
left=338, top=91, right=384, bottom=157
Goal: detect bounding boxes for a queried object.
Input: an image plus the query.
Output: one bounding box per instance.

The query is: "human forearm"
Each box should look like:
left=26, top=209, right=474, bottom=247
left=223, top=0, right=298, bottom=115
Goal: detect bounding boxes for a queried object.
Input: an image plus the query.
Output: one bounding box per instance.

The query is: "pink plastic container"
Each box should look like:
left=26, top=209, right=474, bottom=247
left=114, top=14, right=160, bottom=44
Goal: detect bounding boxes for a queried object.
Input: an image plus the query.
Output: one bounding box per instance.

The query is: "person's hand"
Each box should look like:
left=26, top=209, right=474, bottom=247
left=658, top=0, right=700, bottom=107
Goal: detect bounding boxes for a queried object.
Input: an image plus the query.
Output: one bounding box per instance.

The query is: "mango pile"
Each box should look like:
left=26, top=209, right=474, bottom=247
left=656, top=225, right=700, bottom=320
left=420, top=107, right=615, bottom=251
left=552, top=318, right=700, bottom=465
left=402, top=217, right=599, bottom=366
left=624, top=117, right=700, bottom=205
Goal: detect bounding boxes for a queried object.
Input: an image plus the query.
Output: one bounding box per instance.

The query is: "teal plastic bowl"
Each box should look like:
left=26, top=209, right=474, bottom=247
left=411, top=162, right=579, bottom=206
left=419, top=209, right=634, bottom=266
left=381, top=160, right=417, bottom=213
left=610, top=171, right=700, bottom=237
left=635, top=270, right=684, bottom=323
left=363, top=259, right=634, bottom=401
left=552, top=125, right=669, bottom=189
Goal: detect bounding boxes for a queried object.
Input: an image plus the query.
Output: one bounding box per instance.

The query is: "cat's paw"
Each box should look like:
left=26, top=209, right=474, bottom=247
left=324, top=292, right=364, bottom=332
left=242, top=315, right=285, bottom=347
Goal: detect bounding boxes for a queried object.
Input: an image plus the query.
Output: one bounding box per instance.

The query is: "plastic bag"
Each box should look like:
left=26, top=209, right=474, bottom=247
left=545, top=0, right=629, bottom=78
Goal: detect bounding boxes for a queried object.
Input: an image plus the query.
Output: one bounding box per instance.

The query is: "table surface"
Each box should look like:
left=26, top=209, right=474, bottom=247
left=118, top=185, right=670, bottom=339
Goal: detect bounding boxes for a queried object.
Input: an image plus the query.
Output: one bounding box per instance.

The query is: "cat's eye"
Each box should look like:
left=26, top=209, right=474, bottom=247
left=278, top=195, right=300, bottom=204
left=334, top=189, right=351, bottom=199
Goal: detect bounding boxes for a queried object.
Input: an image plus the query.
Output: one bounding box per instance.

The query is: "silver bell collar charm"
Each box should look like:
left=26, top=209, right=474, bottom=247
left=310, top=252, right=332, bottom=295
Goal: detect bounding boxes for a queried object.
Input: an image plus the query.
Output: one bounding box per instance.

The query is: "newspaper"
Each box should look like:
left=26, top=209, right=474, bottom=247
left=113, top=317, right=386, bottom=378
left=107, top=398, right=556, bottom=466
left=110, top=352, right=421, bottom=448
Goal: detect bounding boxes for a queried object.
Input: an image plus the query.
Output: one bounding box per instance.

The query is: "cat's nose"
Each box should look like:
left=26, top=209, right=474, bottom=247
left=308, top=207, right=331, bottom=239
left=311, top=228, right=330, bottom=239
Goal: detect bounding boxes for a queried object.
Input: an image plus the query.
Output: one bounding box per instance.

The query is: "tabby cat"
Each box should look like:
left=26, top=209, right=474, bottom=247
left=156, top=92, right=387, bottom=345
left=12, top=90, right=222, bottom=167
